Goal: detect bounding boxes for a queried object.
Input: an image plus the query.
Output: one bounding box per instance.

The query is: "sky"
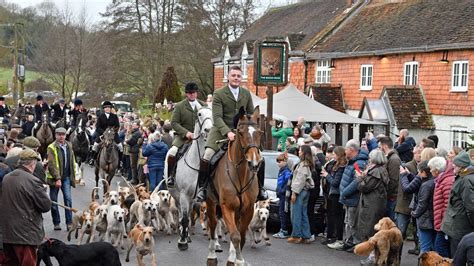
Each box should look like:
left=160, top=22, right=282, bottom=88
left=13, top=0, right=293, bottom=24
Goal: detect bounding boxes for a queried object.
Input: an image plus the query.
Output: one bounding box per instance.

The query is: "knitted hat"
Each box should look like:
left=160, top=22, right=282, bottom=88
left=20, top=148, right=39, bottom=160
left=453, top=151, right=471, bottom=168
left=23, top=136, right=41, bottom=149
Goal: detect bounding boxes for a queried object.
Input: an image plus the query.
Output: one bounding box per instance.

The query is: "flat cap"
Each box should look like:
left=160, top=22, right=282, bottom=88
left=20, top=148, right=39, bottom=160
left=55, top=127, right=67, bottom=134
left=23, top=136, right=41, bottom=149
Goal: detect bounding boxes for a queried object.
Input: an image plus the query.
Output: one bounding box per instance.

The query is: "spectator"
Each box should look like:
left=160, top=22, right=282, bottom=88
left=127, top=120, right=143, bottom=185
left=441, top=151, right=474, bottom=257
left=378, top=136, right=401, bottom=221
left=296, top=116, right=310, bottom=135
left=142, top=132, right=168, bottom=192
left=448, top=146, right=463, bottom=162
left=273, top=152, right=292, bottom=239
left=293, top=127, right=305, bottom=147
left=287, top=145, right=315, bottom=244
left=0, top=149, right=51, bottom=266
left=436, top=148, right=448, bottom=160
left=452, top=232, right=474, bottom=266
left=307, top=146, right=323, bottom=241
left=286, top=137, right=298, bottom=155
left=308, top=125, right=331, bottom=146
left=313, top=142, right=326, bottom=166
left=321, top=146, right=346, bottom=246
left=427, top=135, right=439, bottom=148
left=420, top=138, right=436, bottom=149
left=361, top=138, right=369, bottom=153
left=4, top=137, right=45, bottom=182
left=328, top=139, right=368, bottom=251
left=161, top=124, right=173, bottom=148
left=394, top=129, right=416, bottom=163
left=356, top=149, right=389, bottom=265
left=430, top=156, right=453, bottom=257
left=421, top=147, right=437, bottom=162
left=121, top=122, right=132, bottom=180
left=47, top=127, right=77, bottom=231
left=365, top=132, right=378, bottom=152
left=411, top=161, right=435, bottom=253
left=20, top=113, right=35, bottom=139
left=271, top=119, right=293, bottom=152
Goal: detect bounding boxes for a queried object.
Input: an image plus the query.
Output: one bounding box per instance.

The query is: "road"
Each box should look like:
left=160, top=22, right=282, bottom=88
left=41, top=165, right=419, bottom=265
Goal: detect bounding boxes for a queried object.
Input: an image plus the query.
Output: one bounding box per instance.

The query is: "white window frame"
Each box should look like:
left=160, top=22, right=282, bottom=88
left=403, top=61, right=419, bottom=86
left=241, top=57, right=248, bottom=80
left=316, top=60, right=331, bottom=84
left=451, top=126, right=468, bottom=149
left=360, top=64, right=373, bottom=91
left=223, top=59, right=229, bottom=82
left=451, top=60, right=469, bottom=92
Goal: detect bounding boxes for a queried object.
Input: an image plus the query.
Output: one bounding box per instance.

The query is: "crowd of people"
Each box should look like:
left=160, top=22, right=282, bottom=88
left=272, top=122, right=474, bottom=264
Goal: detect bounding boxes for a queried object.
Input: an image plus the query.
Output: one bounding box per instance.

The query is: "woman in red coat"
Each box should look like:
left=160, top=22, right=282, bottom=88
left=429, top=157, right=455, bottom=257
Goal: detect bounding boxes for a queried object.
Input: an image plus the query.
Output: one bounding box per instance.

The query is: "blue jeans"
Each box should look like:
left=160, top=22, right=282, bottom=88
left=290, top=190, right=310, bottom=239
left=386, top=199, right=396, bottom=222
left=434, top=231, right=450, bottom=258
left=278, top=194, right=288, bottom=231
left=50, top=178, right=73, bottom=225
left=417, top=224, right=435, bottom=253
left=148, top=167, right=164, bottom=192
left=395, top=212, right=411, bottom=239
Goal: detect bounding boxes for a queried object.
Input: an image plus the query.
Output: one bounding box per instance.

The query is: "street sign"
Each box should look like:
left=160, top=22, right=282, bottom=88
left=253, top=41, right=289, bottom=86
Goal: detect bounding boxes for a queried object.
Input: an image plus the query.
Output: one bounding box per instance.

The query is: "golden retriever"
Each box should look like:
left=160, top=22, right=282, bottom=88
left=419, top=251, right=452, bottom=266
left=354, top=217, right=403, bottom=266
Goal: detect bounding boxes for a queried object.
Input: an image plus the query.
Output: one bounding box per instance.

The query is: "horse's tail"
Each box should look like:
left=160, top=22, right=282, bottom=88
left=99, top=179, right=110, bottom=193
left=91, top=187, right=99, bottom=202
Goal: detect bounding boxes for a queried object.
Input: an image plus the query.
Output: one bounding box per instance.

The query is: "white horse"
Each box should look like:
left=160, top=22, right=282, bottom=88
left=165, top=107, right=213, bottom=251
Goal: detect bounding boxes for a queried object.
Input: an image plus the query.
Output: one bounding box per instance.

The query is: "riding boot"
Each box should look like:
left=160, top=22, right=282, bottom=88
left=196, top=158, right=210, bottom=202
left=257, top=158, right=268, bottom=201
left=166, top=155, right=177, bottom=188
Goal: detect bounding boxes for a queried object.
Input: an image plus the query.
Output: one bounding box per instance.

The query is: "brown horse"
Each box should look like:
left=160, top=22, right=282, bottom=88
left=35, top=113, right=54, bottom=159
left=95, top=127, right=119, bottom=193
left=206, top=106, right=262, bottom=266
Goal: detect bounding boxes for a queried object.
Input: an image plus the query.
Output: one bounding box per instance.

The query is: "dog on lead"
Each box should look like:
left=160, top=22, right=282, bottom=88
left=37, top=238, right=121, bottom=266
left=151, top=189, right=178, bottom=235
left=126, top=224, right=157, bottom=266
left=354, top=217, right=403, bottom=266
left=105, top=204, right=127, bottom=249
left=248, top=204, right=271, bottom=248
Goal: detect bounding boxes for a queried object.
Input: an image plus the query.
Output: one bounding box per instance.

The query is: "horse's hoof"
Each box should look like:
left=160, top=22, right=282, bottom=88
left=207, top=258, right=218, bottom=266
left=226, top=261, right=235, bottom=266
left=177, top=242, right=188, bottom=251
left=94, top=194, right=99, bottom=200
left=187, top=237, right=192, bottom=243
left=265, top=241, right=271, bottom=246
left=216, top=246, right=223, bottom=253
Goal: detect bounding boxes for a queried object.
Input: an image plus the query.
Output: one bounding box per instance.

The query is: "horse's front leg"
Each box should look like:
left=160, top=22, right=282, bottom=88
left=206, top=200, right=218, bottom=266
left=220, top=203, right=242, bottom=266
left=238, top=204, right=254, bottom=251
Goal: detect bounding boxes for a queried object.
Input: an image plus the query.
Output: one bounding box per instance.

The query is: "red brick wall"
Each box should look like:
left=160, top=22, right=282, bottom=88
left=323, top=50, right=474, bottom=116
left=214, top=65, right=224, bottom=90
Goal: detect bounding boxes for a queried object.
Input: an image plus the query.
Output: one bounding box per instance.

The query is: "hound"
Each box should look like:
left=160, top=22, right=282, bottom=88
left=248, top=206, right=271, bottom=248
left=125, top=224, right=157, bottom=266
left=105, top=205, right=127, bottom=249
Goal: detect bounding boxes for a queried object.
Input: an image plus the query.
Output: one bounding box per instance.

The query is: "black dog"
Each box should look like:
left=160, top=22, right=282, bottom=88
left=37, top=238, right=121, bottom=266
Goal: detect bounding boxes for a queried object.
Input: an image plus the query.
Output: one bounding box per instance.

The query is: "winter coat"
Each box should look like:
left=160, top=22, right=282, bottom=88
left=171, top=99, right=206, bottom=148
left=356, top=164, right=389, bottom=241
left=95, top=112, right=120, bottom=136
left=51, top=103, right=67, bottom=122
left=411, top=176, right=435, bottom=230
left=0, top=167, right=51, bottom=245
left=400, top=172, right=422, bottom=194
left=46, top=141, right=76, bottom=187
left=127, top=128, right=143, bottom=154
left=339, top=149, right=368, bottom=207
left=452, top=232, right=474, bottom=266
left=142, top=140, right=168, bottom=169
left=394, top=137, right=416, bottom=163
left=386, top=150, right=401, bottom=200
left=433, top=161, right=455, bottom=231
left=277, top=166, right=292, bottom=197
left=367, top=138, right=378, bottom=152
left=325, top=160, right=345, bottom=195
left=21, top=121, right=35, bottom=137
left=395, top=160, right=417, bottom=215
left=34, top=103, right=50, bottom=122
left=291, top=161, right=314, bottom=194
left=271, top=127, right=293, bottom=151
left=441, top=167, right=474, bottom=241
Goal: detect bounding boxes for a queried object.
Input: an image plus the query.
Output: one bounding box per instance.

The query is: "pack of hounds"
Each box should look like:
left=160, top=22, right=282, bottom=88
left=37, top=178, right=273, bottom=266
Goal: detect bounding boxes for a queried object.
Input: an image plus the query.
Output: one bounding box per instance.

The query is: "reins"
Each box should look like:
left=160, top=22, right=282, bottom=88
left=183, top=115, right=211, bottom=172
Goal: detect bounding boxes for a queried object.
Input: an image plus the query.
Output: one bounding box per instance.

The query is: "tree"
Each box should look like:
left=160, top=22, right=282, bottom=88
left=154, top=66, right=181, bottom=105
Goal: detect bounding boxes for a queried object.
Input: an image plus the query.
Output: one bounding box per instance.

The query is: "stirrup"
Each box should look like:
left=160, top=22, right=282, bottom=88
left=196, top=187, right=207, bottom=202
left=166, top=176, right=176, bottom=188
left=257, top=188, right=268, bottom=201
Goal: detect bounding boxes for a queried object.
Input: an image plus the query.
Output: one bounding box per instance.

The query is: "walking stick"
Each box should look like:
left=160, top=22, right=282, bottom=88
left=50, top=200, right=79, bottom=213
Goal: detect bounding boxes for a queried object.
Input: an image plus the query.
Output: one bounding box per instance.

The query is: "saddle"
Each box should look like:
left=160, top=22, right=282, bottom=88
left=169, top=142, right=192, bottom=177
left=209, top=142, right=228, bottom=174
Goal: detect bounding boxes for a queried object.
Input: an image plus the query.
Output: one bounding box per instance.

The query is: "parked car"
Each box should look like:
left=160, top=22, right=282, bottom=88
left=262, top=150, right=326, bottom=229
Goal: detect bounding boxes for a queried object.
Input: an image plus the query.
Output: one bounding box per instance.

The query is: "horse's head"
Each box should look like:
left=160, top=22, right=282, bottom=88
left=41, top=113, right=49, bottom=124
left=236, top=106, right=262, bottom=171
left=196, top=107, right=213, bottom=140
left=103, top=127, right=115, bottom=146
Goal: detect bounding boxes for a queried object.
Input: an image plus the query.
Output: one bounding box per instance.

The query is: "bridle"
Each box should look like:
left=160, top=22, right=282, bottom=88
left=183, top=109, right=212, bottom=171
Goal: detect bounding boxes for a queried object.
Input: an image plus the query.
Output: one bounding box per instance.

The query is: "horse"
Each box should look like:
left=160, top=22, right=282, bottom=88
left=35, top=113, right=54, bottom=159
left=166, top=107, right=213, bottom=251
left=206, top=106, right=262, bottom=266
left=70, top=113, right=90, bottom=186
left=54, top=117, right=67, bottom=130
left=95, top=127, right=119, bottom=192
left=11, top=103, right=33, bottom=126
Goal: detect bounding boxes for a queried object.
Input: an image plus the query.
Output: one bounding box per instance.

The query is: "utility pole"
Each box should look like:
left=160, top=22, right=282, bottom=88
left=1, top=23, right=26, bottom=105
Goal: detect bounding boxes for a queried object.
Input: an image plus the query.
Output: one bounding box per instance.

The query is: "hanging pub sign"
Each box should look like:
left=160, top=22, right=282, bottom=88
left=253, top=41, right=289, bottom=86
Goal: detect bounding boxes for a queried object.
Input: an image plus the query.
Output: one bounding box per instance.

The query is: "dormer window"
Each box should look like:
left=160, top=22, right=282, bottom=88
left=241, top=43, right=249, bottom=80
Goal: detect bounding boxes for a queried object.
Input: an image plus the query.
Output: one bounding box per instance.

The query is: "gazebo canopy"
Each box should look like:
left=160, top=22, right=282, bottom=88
left=255, top=84, right=384, bottom=125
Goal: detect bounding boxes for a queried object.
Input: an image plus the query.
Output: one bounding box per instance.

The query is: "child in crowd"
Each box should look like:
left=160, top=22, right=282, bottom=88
left=273, top=152, right=292, bottom=239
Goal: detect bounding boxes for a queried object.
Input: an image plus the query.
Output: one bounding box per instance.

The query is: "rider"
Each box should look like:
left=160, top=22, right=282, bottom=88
left=91, top=101, right=122, bottom=155
left=67, top=99, right=88, bottom=133
left=196, top=66, right=267, bottom=202
left=34, top=95, right=51, bottom=123
left=166, top=82, right=207, bottom=187
left=0, top=96, right=11, bottom=124
left=51, top=98, right=67, bottom=124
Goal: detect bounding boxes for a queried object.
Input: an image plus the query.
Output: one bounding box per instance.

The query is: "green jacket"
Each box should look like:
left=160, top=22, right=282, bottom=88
left=46, top=141, right=76, bottom=187
left=205, top=86, right=254, bottom=151
left=271, top=127, right=293, bottom=151
left=441, top=167, right=474, bottom=240
left=171, top=99, right=206, bottom=147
